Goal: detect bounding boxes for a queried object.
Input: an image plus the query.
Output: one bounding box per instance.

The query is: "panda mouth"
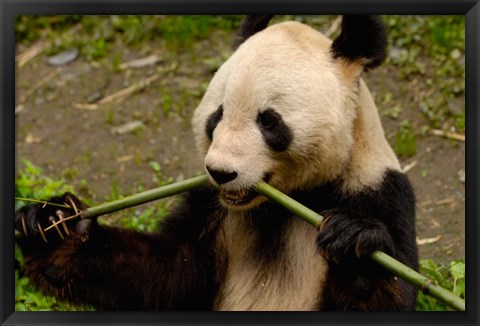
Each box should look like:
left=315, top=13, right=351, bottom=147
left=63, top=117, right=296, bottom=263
left=220, top=188, right=259, bottom=206
left=219, top=174, right=272, bottom=207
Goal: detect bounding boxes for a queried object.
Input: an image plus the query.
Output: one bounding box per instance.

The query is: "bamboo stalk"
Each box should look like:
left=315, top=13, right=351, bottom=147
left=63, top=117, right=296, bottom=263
left=14, top=175, right=209, bottom=240
left=255, top=181, right=466, bottom=311
left=82, top=174, right=208, bottom=219
left=370, top=251, right=465, bottom=311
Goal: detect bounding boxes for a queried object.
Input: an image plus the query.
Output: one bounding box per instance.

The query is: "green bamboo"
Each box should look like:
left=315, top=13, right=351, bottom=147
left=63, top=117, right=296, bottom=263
left=256, top=181, right=466, bottom=311
left=370, top=251, right=465, bottom=311
left=14, top=175, right=209, bottom=240
left=83, top=174, right=209, bottom=219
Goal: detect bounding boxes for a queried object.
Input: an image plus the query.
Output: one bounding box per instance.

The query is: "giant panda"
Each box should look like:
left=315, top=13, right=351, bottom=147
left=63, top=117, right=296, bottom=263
left=15, top=15, right=418, bottom=311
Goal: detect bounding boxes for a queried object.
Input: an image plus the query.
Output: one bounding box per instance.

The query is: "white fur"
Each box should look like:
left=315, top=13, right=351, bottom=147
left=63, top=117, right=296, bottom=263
left=213, top=212, right=327, bottom=311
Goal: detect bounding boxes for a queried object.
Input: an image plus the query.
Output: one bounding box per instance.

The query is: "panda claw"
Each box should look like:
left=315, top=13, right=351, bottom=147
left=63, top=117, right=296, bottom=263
left=37, top=223, right=49, bottom=243
left=21, top=215, right=28, bottom=236
left=49, top=216, right=65, bottom=240
left=56, top=210, right=70, bottom=236
left=65, top=196, right=79, bottom=214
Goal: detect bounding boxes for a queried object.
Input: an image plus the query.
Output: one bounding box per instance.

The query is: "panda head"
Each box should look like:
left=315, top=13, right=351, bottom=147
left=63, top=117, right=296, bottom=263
left=192, top=16, right=388, bottom=210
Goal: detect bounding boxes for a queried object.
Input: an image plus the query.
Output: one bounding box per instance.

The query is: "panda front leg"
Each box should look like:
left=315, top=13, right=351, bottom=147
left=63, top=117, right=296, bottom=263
left=15, top=192, right=215, bottom=310
left=316, top=209, right=416, bottom=311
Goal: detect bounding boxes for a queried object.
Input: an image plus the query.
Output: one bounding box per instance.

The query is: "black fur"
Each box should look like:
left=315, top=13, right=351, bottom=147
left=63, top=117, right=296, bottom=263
left=205, top=104, right=223, bottom=141
left=256, top=108, right=293, bottom=152
left=331, top=15, right=388, bottom=70
left=318, top=169, right=418, bottom=310
left=16, top=188, right=221, bottom=310
left=232, top=15, right=274, bottom=50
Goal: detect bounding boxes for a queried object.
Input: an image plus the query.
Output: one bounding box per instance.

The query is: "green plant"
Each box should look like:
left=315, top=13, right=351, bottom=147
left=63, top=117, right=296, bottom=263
left=149, top=160, right=174, bottom=186
left=384, top=15, right=465, bottom=133
left=395, top=120, right=416, bottom=158
left=15, top=160, right=74, bottom=210
left=416, top=259, right=465, bottom=311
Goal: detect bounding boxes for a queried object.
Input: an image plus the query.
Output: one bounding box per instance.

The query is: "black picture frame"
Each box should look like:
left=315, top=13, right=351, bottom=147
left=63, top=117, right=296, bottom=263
left=1, top=1, right=479, bottom=325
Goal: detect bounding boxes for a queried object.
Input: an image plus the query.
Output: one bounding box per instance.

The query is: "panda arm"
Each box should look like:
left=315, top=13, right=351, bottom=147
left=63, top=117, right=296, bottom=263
left=15, top=189, right=219, bottom=310
left=317, top=169, right=418, bottom=310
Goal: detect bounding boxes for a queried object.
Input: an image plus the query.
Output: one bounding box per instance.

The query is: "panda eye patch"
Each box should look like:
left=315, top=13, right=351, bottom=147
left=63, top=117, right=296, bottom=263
left=205, top=104, right=224, bottom=141
left=258, top=109, right=278, bottom=129
left=256, top=108, right=293, bottom=152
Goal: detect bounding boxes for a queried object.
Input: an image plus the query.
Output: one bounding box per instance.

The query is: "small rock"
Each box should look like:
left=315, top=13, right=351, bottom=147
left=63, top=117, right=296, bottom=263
left=389, top=46, right=408, bottom=62
left=87, top=91, right=103, bottom=103
left=47, top=48, right=79, bottom=66
left=175, top=174, right=185, bottom=182
left=15, top=105, right=24, bottom=115
left=458, top=169, right=465, bottom=183
left=447, top=99, right=464, bottom=116
left=25, top=133, right=42, bottom=144
left=450, top=48, right=462, bottom=60
left=46, top=91, right=59, bottom=102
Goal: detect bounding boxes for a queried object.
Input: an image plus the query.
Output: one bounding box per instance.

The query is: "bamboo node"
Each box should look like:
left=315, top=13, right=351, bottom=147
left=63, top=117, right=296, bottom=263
left=421, top=279, right=433, bottom=293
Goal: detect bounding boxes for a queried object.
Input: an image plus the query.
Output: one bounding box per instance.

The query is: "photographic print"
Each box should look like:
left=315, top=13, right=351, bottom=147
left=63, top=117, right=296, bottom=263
left=13, top=14, right=466, bottom=312
left=2, top=1, right=477, bottom=323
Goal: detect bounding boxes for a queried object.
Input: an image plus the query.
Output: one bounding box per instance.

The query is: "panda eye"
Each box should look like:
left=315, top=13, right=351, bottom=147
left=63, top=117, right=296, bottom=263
left=205, top=104, right=224, bottom=141
left=257, top=109, right=278, bottom=129
left=256, top=108, right=293, bottom=152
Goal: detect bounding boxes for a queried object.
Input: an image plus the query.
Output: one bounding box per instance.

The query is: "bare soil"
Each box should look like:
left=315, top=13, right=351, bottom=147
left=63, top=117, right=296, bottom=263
left=15, top=29, right=464, bottom=264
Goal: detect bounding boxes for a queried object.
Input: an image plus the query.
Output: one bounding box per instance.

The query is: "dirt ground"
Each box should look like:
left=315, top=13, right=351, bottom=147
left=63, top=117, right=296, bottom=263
left=14, top=22, right=465, bottom=264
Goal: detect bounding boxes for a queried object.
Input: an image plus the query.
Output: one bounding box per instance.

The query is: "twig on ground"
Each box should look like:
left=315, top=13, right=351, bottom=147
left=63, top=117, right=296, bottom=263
left=118, top=54, right=162, bottom=70
left=401, top=160, right=417, bottom=173
left=73, top=73, right=161, bottom=110
left=18, top=67, right=62, bottom=104
left=16, top=40, right=48, bottom=68
left=431, top=129, right=465, bottom=142
left=418, top=197, right=456, bottom=208
left=416, top=235, right=442, bottom=245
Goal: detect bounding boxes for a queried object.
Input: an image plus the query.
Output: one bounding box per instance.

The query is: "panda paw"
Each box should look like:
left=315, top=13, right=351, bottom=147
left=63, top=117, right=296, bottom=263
left=15, top=192, right=93, bottom=245
left=316, top=209, right=395, bottom=264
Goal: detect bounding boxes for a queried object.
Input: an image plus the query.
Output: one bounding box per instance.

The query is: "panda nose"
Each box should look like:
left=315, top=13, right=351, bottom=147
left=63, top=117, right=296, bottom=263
left=206, top=166, right=238, bottom=185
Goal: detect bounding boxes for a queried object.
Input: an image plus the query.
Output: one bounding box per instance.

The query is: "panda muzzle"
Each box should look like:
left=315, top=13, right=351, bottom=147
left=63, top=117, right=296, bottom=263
left=220, top=188, right=259, bottom=206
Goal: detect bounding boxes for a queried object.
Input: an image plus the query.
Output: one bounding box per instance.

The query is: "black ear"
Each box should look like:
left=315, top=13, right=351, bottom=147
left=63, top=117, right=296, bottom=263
left=232, top=15, right=274, bottom=50
left=331, top=15, right=388, bottom=71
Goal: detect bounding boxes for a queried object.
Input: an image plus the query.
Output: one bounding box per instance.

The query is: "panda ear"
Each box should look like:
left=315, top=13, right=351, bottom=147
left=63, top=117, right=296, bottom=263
left=232, top=15, right=274, bottom=50
left=331, top=15, right=388, bottom=72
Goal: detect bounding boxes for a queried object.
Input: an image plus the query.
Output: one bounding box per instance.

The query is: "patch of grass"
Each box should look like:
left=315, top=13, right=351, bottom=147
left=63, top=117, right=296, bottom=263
left=158, top=85, right=173, bottom=116
left=149, top=160, right=174, bottom=186
left=15, top=159, right=75, bottom=210
left=15, top=15, right=82, bottom=44
left=16, top=15, right=243, bottom=62
left=384, top=16, right=465, bottom=133
left=416, top=259, right=465, bottom=311
left=395, top=120, right=416, bottom=158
